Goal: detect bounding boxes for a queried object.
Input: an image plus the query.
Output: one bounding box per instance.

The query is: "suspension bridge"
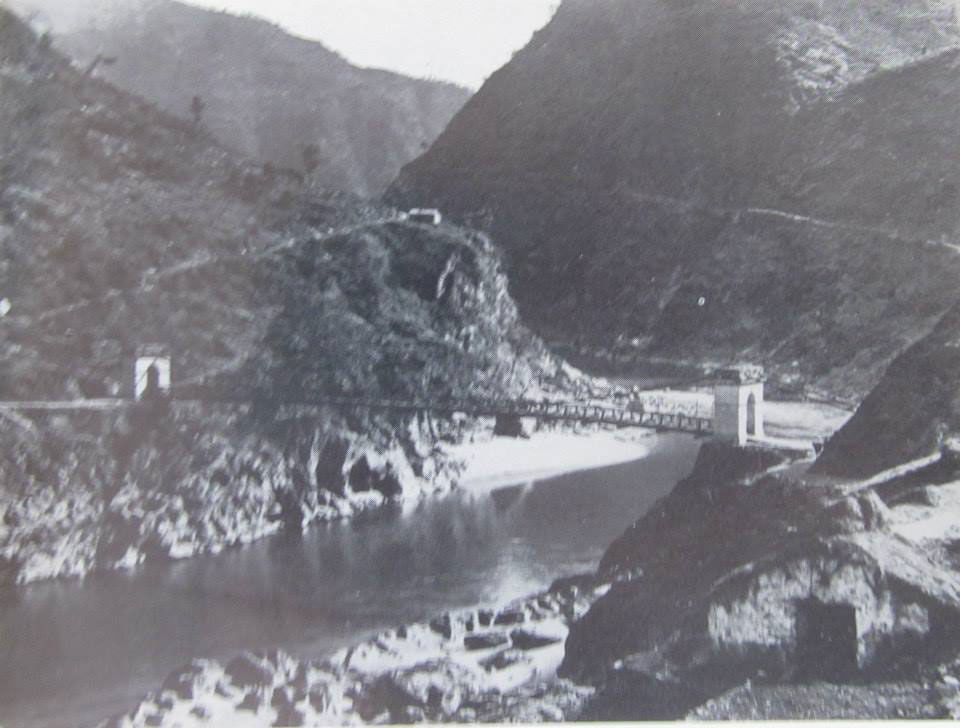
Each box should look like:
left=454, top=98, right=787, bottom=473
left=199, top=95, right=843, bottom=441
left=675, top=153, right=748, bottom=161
left=0, top=393, right=712, bottom=433
left=0, top=354, right=776, bottom=442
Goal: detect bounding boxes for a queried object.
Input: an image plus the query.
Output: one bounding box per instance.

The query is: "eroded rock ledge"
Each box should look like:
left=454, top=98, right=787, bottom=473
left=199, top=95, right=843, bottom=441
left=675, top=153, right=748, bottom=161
left=0, top=402, right=470, bottom=586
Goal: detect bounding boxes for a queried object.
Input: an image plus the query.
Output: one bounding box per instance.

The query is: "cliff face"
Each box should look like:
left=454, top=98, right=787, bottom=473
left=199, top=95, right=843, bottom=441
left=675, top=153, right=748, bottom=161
left=0, top=400, right=470, bottom=585
left=52, top=0, right=470, bottom=197
left=388, top=0, right=960, bottom=397
left=0, top=7, right=566, bottom=584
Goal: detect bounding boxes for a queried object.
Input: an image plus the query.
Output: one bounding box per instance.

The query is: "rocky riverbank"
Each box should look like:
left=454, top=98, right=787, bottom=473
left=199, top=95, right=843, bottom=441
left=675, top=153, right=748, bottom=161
left=112, top=445, right=960, bottom=724
left=102, top=574, right=608, bottom=727
left=102, top=406, right=890, bottom=726
left=0, top=402, right=462, bottom=585
left=562, top=444, right=960, bottom=720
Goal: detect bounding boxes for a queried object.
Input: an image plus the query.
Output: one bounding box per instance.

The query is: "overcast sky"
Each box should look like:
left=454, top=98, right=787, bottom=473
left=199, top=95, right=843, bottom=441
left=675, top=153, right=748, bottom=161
left=8, top=0, right=561, bottom=88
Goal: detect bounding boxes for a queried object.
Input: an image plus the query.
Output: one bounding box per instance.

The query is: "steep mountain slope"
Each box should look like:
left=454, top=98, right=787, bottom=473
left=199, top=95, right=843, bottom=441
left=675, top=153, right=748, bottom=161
left=50, top=0, right=469, bottom=197
left=0, top=6, right=566, bottom=584
left=814, top=301, right=960, bottom=478
left=388, top=0, right=960, bottom=398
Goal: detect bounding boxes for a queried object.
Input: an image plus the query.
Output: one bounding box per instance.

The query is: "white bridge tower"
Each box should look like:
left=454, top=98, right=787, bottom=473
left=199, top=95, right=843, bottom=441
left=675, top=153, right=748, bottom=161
left=134, top=345, right=171, bottom=400
left=713, top=365, right=764, bottom=446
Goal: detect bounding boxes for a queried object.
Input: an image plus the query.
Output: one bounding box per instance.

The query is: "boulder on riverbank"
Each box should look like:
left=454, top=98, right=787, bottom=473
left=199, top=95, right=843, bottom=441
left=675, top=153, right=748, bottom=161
left=560, top=442, right=960, bottom=719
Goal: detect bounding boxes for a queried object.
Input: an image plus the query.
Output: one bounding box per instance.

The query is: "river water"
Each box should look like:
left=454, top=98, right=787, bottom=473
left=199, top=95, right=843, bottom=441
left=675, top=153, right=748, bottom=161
left=0, top=433, right=701, bottom=728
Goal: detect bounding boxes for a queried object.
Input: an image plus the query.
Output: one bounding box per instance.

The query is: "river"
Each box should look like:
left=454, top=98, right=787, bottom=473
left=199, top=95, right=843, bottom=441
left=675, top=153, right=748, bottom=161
left=0, top=432, right=701, bottom=728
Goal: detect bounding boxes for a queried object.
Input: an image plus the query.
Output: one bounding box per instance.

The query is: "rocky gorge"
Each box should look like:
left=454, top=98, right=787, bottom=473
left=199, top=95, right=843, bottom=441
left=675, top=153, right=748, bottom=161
left=108, top=426, right=960, bottom=724
left=7, top=0, right=960, bottom=724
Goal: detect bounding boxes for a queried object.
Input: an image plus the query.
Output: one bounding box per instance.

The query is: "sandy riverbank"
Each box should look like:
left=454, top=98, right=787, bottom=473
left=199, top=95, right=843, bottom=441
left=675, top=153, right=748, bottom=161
left=444, top=425, right=661, bottom=492
left=763, top=400, right=853, bottom=440
left=442, top=399, right=852, bottom=494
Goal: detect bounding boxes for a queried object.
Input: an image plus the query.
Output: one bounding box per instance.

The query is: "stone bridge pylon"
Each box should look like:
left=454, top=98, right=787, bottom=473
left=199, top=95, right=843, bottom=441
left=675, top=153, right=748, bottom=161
left=712, top=366, right=764, bottom=446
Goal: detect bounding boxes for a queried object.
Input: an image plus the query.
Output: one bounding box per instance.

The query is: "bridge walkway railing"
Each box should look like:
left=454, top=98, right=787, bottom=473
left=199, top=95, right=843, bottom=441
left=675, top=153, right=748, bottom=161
left=292, top=395, right=712, bottom=434
left=0, top=394, right=714, bottom=435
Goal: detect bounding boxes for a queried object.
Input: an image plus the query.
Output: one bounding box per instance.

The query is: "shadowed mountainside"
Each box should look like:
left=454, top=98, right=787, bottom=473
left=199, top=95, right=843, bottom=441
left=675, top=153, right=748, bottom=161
left=388, top=0, right=960, bottom=398
left=815, top=301, right=960, bottom=479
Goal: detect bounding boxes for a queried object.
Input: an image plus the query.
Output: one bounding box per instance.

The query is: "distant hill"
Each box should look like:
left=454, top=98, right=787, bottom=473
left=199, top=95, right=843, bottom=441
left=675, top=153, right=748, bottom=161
left=49, top=0, right=470, bottom=197
left=388, top=0, right=960, bottom=398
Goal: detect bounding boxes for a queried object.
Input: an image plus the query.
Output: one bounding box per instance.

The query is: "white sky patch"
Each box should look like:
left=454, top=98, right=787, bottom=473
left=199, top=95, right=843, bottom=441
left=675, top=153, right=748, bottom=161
left=181, top=0, right=559, bottom=88
left=8, top=0, right=561, bottom=89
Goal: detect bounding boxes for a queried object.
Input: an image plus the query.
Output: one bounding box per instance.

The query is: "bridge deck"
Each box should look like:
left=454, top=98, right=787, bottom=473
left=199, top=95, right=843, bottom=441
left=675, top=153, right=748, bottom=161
left=0, top=395, right=713, bottom=434
left=310, top=396, right=712, bottom=434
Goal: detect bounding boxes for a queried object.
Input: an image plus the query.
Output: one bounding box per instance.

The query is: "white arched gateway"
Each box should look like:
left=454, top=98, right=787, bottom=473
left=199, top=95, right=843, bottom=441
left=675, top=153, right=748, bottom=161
left=713, top=366, right=764, bottom=446
left=134, top=345, right=171, bottom=400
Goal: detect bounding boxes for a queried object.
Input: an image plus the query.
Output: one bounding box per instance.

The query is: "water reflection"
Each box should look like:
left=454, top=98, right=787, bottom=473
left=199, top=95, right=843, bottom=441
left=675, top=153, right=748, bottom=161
left=0, top=433, right=700, bottom=728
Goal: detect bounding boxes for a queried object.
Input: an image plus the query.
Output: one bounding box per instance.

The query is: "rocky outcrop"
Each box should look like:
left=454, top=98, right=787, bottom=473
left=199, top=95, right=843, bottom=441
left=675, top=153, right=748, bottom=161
left=815, top=301, right=960, bottom=479
left=554, top=441, right=960, bottom=719
left=388, top=0, right=960, bottom=398
left=0, top=402, right=471, bottom=585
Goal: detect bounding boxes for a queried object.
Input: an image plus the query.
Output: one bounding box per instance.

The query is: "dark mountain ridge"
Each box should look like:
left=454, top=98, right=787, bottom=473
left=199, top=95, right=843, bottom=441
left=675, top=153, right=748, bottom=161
left=388, top=0, right=960, bottom=398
